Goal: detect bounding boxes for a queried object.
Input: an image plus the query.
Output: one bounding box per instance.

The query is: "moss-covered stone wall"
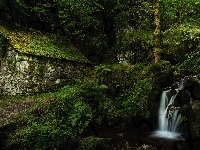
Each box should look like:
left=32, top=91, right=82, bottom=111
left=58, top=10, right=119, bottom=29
left=0, top=48, right=90, bottom=95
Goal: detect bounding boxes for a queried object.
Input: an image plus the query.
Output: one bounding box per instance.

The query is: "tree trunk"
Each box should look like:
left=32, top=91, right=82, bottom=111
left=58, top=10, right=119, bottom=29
left=153, top=0, right=161, bottom=63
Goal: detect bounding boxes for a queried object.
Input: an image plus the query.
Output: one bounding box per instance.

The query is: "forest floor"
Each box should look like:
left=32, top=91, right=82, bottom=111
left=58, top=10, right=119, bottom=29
left=80, top=123, right=200, bottom=150
left=0, top=96, right=35, bottom=127
left=0, top=93, right=52, bottom=127
left=96, top=128, right=200, bottom=150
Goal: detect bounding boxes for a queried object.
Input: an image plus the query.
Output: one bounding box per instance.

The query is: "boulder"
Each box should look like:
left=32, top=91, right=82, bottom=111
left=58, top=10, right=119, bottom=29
left=174, top=89, right=190, bottom=107
left=176, top=76, right=200, bottom=139
left=184, top=76, right=200, bottom=100
left=190, top=100, right=200, bottom=138
left=172, top=76, right=200, bottom=107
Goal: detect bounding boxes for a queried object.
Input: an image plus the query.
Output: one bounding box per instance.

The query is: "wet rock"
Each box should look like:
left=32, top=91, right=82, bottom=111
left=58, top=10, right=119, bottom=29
left=174, top=89, right=190, bottom=107
left=171, top=76, right=200, bottom=107
left=162, top=76, right=200, bottom=139
left=184, top=76, right=200, bottom=100
left=190, top=100, right=200, bottom=138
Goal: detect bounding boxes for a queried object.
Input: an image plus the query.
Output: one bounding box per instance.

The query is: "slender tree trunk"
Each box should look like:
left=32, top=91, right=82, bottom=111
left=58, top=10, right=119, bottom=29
left=153, top=0, right=161, bottom=63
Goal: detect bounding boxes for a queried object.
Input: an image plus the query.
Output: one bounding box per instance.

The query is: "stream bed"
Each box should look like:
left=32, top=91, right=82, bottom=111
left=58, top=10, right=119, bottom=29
left=95, top=127, right=200, bottom=150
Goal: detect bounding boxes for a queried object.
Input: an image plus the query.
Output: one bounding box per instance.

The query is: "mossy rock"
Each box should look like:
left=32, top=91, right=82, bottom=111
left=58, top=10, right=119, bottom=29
left=0, top=21, right=89, bottom=63
left=190, top=100, right=200, bottom=138
left=185, top=76, right=200, bottom=99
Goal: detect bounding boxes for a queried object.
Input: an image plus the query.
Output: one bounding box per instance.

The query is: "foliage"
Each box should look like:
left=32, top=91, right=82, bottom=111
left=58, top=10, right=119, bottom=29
left=122, top=78, right=154, bottom=117
left=0, top=0, right=155, bottom=63
left=162, top=24, right=200, bottom=64
left=1, top=0, right=200, bottom=64
left=2, top=0, right=200, bottom=149
left=8, top=0, right=109, bottom=60
left=5, top=86, right=92, bottom=150
left=95, top=63, right=147, bottom=94
left=113, top=0, right=154, bottom=63
left=4, top=82, right=118, bottom=149
left=115, top=21, right=153, bottom=64
left=160, top=0, right=200, bottom=29
left=149, top=60, right=179, bottom=80
left=0, top=21, right=89, bottom=62
left=4, top=62, right=169, bottom=149
left=135, top=145, right=157, bottom=150
left=180, top=50, right=200, bottom=75
left=95, top=63, right=161, bottom=118
left=114, top=0, right=153, bottom=31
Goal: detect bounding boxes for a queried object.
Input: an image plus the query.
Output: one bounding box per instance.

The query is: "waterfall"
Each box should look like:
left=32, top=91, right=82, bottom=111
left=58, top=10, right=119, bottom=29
left=152, top=79, right=186, bottom=139
left=159, top=92, right=180, bottom=132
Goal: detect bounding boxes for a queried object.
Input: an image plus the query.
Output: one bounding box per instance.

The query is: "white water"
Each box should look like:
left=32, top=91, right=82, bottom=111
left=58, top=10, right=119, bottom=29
left=152, top=79, right=185, bottom=139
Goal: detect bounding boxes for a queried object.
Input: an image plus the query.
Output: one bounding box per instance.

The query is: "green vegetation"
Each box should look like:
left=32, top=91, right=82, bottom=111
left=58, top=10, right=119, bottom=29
left=181, top=50, right=200, bottom=75
left=0, top=21, right=89, bottom=63
left=1, top=62, right=176, bottom=149
left=1, top=0, right=200, bottom=149
left=162, top=24, right=200, bottom=64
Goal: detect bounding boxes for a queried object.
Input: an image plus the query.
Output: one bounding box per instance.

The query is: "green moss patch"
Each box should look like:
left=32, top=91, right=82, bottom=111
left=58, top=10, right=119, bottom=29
left=0, top=21, right=89, bottom=63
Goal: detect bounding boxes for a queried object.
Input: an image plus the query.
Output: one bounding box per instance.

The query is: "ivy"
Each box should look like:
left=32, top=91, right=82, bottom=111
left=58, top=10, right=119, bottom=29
left=0, top=22, right=89, bottom=63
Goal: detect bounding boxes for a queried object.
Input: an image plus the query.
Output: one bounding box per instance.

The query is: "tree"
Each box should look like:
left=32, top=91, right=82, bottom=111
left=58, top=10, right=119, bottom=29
left=153, top=0, right=161, bottom=63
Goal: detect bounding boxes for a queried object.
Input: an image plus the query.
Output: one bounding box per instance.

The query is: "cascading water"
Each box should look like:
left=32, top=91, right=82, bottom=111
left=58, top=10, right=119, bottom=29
left=152, top=79, right=186, bottom=139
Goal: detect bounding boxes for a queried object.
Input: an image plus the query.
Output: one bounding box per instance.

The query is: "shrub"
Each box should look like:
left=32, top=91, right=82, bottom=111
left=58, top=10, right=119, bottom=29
left=115, top=21, right=153, bottom=64
left=6, top=86, right=92, bottom=150
left=162, top=24, right=200, bottom=64
left=122, top=78, right=155, bottom=118
left=180, top=50, right=200, bottom=75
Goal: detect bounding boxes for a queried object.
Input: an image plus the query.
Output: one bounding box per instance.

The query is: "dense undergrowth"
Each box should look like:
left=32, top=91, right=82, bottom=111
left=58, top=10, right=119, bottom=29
left=0, top=0, right=200, bottom=149
left=1, top=17, right=199, bottom=150
left=161, top=24, right=200, bottom=76
left=162, top=24, right=200, bottom=65
left=0, top=26, right=199, bottom=149
left=0, top=61, right=179, bottom=150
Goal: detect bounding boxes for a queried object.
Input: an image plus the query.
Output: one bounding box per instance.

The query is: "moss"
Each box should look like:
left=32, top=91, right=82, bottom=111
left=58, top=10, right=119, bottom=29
left=0, top=21, right=89, bottom=63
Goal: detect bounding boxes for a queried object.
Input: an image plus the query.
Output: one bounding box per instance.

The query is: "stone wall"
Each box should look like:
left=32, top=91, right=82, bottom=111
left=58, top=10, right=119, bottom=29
left=0, top=48, right=90, bottom=95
